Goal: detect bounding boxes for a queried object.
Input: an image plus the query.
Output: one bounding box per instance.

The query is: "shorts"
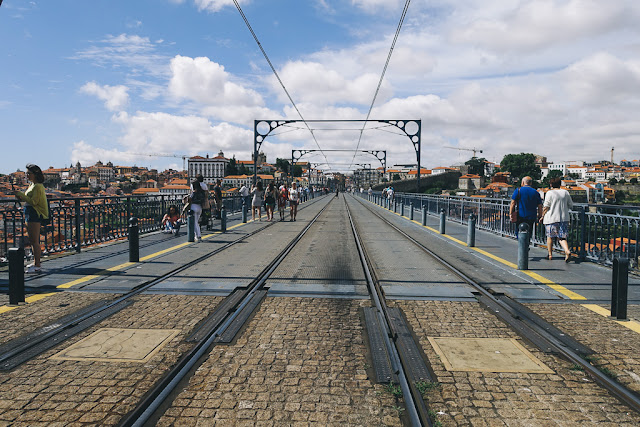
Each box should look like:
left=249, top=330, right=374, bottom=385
left=545, top=222, right=569, bottom=239
left=265, top=203, right=275, bottom=209
left=290, top=200, right=299, bottom=206
left=24, top=205, right=42, bottom=223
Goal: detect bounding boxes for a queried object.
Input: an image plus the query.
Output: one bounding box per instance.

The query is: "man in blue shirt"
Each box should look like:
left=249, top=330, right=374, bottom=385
left=510, top=176, right=543, bottom=247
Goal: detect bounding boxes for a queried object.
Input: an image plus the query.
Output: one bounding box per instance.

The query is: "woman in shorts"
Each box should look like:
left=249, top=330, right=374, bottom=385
left=541, top=178, right=574, bottom=262
left=289, top=182, right=299, bottom=221
left=277, top=184, right=288, bottom=221
left=264, top=182, right=277, bottom=221
left=14, top=164, right=49, bottom=273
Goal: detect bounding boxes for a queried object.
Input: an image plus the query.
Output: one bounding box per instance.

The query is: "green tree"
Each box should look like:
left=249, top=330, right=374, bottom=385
left=609, top=177, right=618, bottom=185
left=630, top=177, right=638, bottom=184
left=292, top=165, right=303, bottom=177
left=275, top=158, right=290, bottom=174
left=393, top=173, right=401, bottom=181
left=465, top=157, right=487, bottom=176
left=226, top=156, right=238, bottom=176
left=500, top=153, right=541, bottom=183
left=541, top=169, right=564, bottom=188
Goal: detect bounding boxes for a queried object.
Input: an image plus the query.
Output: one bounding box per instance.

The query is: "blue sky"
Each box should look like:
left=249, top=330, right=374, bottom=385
left=2, top=0, right=640, bottom=175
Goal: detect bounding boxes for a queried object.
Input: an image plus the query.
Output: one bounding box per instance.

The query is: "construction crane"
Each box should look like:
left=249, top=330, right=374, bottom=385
left=131, top=153, right=190, bottom=171
left=444, top=146, right=483, bottom=158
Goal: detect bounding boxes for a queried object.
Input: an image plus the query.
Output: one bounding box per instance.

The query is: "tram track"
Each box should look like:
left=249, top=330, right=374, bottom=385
left=349, top=193, right=640, bottom=416
left=0, top=196, right=329, bottom=370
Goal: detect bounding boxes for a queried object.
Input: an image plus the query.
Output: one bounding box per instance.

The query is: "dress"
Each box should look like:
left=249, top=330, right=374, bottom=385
left=252, top=189, right=264, bottom=207
left=543, top=189, right=573, bottom=239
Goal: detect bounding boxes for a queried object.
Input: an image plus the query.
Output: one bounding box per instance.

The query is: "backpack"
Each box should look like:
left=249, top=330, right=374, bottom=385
left=191, top=190, right=205, bottom=205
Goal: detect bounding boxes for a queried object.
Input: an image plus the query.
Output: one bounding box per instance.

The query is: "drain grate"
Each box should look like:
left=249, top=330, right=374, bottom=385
left=216, top=290, right=267, bottom=343
left=387, top=307, right=433, bottom=382
left=364, top=307, right=394, bottom=383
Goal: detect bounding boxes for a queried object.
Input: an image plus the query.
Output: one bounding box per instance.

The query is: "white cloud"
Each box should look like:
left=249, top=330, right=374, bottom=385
left=194, top=0, right=250, bottom=13
left=449, top=0, right=640, bottom=53
left=80, top=82, right=130, bottom=111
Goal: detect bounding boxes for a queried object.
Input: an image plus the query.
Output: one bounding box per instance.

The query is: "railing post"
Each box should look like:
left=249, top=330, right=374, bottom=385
left=611, top=257, right=629, bottom=320
left=422, top=206, right=427, bottom=226
left=517, top=223, right=529, bottom=270
left=128, top=217, right=139, bottom=262
left=242, top=203, right=248, bottom=223
left=468, top=213, right=476, bottom=247
left=439, top=209, right=446, bottom=234
left=8, top=247, right=25, bottom=305
left=579, top=206, right=587, bottom=261
left=221, top=207, right=227, bottom=232
left=410, top=202, right=414, bottom=221
left=400, top=200, right=403, bottom=216
left=187, top=209, right=195, bottom=242
left=74, top=199, right=82, bottom=253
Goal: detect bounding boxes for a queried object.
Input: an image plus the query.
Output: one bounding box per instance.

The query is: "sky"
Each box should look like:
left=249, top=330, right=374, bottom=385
left=1, top=0, right=640, bottom=175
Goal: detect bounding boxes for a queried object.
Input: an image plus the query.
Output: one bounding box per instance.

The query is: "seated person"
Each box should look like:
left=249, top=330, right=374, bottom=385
left=162, top=205, right=181, bottom=234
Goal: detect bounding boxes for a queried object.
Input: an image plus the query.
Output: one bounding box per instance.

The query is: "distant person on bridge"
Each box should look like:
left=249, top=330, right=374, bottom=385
left=239, top=183, right=250, bottom=207
left=278, top=183, right=288, bottom=221
left=190, top=179, right=205, bottom=242
left=251, top=181, right=264, bottom=221
left=541, top=177, right=574, bottom=262
left=289, top=182, right=300, bottom=221
left=510, top=176, right=542, bottom=247
left=13, top=163, right=48, bottom=273
left=213, top=179, right=223, bottom=219
left=264, top=182, right=277, bottom=221
left=162, top=205, right=181, bottom=235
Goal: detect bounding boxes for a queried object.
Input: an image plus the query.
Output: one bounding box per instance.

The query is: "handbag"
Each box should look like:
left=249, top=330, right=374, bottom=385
left=510, top=188, right=519, bottom=223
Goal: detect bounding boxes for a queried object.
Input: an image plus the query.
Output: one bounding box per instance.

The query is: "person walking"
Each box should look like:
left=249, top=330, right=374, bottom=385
left=213, top=179, right=223, bottom=219
left=264, top=182, right=277, bottom=221
left=190, top=179, right=205, bottom=241
left=239, top=183, right=250, bottom=208
left=509, top=176, right=543, bottom=247
left=251, top=181, right=264, bottom=221
left=541, top=178, right=574, bottom=262
left=278, top=183, right=288, bottom=221
left=14, top=164, right=49, bottom=273
left=289, top=182, right=299, bottom=221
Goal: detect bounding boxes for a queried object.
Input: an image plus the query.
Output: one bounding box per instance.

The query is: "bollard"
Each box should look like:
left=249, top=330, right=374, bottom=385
left=128, top=217, right=139, bottom=262
left=611, top=257, right=629, bottom=320
left=422, top=206, right=427, bottom=226
left=394, top=200, right=398, bottom=213
left=400, top=201, right=404, bottom=216
left=8, top=247, right=25, bottom=305
left=439, top=209, right=446, bottom=234
left=221, top=207, right=227, bottom=232
left=187, top=209, right=195, bottom=242
left=517, top=223, right=529, bottom=270
left=467, top=214, right=476, bottom=247
left=242, top=203, right=248, bottom=223
left=410, top=202, right=414, bottom=221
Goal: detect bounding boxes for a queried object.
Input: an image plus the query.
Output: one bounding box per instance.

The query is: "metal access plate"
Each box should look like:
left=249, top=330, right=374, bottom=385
left=428, top=337, right=554, bottom=374
left=50, top=328, right=180, bottom=363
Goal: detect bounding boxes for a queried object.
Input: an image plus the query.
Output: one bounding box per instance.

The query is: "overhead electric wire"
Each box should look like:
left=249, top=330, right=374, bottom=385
left=349, top=0, right=412, bottom=170
left=232, top=0, right=331, bottom=171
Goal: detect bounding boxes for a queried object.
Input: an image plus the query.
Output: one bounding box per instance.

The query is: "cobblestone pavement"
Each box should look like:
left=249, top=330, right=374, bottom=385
left=0, top=294, right=221, bottom=426
left=397, top=300, right=640, bottom=426
left=0, top=292, right=111, bottom=345
left=158, top=297, right=402, bottom=426
left=528, top=304, right=640, bottom=395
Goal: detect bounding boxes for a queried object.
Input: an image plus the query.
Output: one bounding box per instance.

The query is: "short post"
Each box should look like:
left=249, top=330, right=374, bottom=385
left=242, top=203, right=248, bottom=223
left=439, top=209, right=446, bottom=234
left=467, top=214, right=476, bottom=247
left=422, top=206, right=427, bottom=226
left=611, top=257, right=629, bottom=320
left=400, top=201, right=404, bottom=216
left=221, top=207, right=227, bottom=232
left=187, top=209, right=195, bottom=242
left=128, top=217, right=139, bottom=262
left=8, top=247, right=25, bottom=305
left=410, top=202, right=414, bottom=221
left=579, top=206, right=587, bottom=261
left=517, top=223, right=529, bottom=270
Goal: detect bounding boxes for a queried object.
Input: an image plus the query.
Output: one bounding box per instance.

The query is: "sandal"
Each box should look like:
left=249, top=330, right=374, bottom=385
left=565, top=252, right=572, bottom=263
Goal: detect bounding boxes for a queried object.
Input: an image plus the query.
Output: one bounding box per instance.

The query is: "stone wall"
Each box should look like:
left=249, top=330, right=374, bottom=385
left=611, top=184, right=640, bottom=196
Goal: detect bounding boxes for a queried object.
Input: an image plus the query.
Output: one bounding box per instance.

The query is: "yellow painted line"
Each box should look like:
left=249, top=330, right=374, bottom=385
left=139, top=242, right=190, bottom=261
left=367, top=197, right=587, bottom=300
left=56, top=275, right=100, bottom=289
left=582, top=304, right=640, bottom=334
left=0, top=305, right=17, bottom=314
left=26, top=292, right=57, bottom=303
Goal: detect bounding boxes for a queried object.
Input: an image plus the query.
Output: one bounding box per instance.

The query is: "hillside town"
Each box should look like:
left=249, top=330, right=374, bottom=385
left=1, top=151, right=639, bottom=204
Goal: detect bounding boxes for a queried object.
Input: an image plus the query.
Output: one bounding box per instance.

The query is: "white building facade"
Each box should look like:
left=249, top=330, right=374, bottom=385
left=188, top=151, right=230, bottom=186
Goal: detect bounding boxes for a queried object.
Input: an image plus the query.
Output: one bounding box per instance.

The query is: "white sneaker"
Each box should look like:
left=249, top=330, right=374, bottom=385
left=25, top=265, right=41, bottom=274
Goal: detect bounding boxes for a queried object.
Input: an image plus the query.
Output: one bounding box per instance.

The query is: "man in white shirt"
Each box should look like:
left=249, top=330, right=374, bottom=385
left=239, top=183, right=250, bottom=207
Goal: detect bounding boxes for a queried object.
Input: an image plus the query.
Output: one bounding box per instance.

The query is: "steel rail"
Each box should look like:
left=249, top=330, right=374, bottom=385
left=119, top=196, right=336, bottom=426
left=344, top=196, right=431, bottom=426
left=0, top=196, right=328, bottom=368
left=351, top=194, right=640, bottom=414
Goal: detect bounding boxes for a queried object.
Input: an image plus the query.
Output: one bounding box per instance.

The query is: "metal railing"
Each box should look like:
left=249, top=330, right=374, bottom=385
left=0, top=194, right=245, bottom=262
left=360, top=191, right=640, bottom=270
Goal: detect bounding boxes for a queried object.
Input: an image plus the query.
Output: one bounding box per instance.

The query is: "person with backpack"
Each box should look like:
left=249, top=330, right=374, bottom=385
left=190, top=179, right=205, bottom=241
left=13, top=163, right=49, bottom=273
left=278, top=183, right=288, bottom=221
left=264, top=182, right=277, bottom=221
left=509, top=176, right=543, bottom=248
